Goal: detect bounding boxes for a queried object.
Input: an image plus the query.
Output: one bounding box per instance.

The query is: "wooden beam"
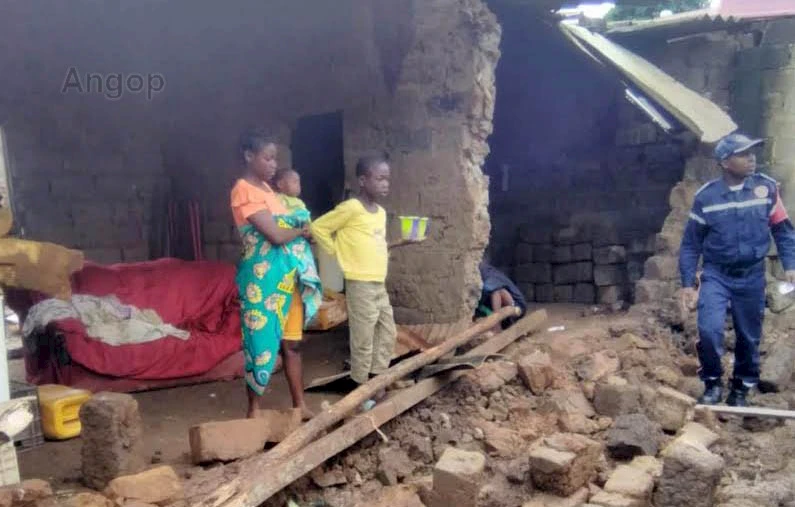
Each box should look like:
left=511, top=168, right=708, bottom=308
left=696, top=404, right=795, bottom=420
left=252, top=306, right=519, bottom=466
left=198, top=309, right=547, bottom=507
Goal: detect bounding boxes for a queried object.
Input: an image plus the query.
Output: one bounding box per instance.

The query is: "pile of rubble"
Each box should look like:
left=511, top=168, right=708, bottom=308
left=6, top=310, right=795, bottom=507
left=270, top=315, right=795, bottom=507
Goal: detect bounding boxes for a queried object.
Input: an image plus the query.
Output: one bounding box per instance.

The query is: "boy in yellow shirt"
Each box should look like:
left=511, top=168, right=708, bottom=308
left=312, top=156, right=416, bottom=387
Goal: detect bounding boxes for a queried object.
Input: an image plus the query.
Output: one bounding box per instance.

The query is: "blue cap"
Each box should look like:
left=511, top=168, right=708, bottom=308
left=714, top=133, right=764, bottom=160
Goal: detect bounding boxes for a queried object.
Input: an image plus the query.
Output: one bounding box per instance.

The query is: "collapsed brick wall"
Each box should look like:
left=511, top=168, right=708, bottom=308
left=485, top=5, right=685, bottom=305
left=621, top=20, right=795, bottom=317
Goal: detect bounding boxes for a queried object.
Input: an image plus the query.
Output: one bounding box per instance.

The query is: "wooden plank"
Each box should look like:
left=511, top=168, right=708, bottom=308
left=199, top=309, right=547, bottom=507
left=696, top=404, right=795, bottom=420
left=252, top=306, right=519, bottom=467
left=560, top=22, right=737, bottom=143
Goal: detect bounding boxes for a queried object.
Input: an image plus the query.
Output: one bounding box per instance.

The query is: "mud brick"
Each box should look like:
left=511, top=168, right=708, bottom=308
left=432, top=448, right=486, bottom=507
left=593, top=246, right=627, bottom=265
left=80, top=393, right=147, bottom=490
left=104, top=466, right=183, bottom=504
left=522, top=488, right=589, bottom=507
left=519, top=283, right=535, bottom=302
left=554, top=227, right=584, bottom=245
left=643, top=255, right=679, bottom=281
left=594, top=265, right=626, bottom=287
left=0, top=479, right=53, bottom=505
left=634, top=279, right=676, bottom=304
left=669, top=422, right=719, bottom=450
left=573, top=283, right=595, bottom=304
left=529, top=433, right=602, bottom=496
left=516, top=263, right=552, bottom=284
left=604, top=465, right=654, bottom=500
left=652, top=387, right=696, bottom=432
left=627, top=236, right=655, bottom=255
left=554, top=285, right=574, bottom=302
left=574, top=351, right=619, bottom=382
left=516, top=243, right=534, bottom=264
left=554, top=246, right=573, bottom=264
left=534, top=244, right=555, bottom=263
left=628, top=456, right=663, bottom=478
left=519, top=225, right=553, bottom=245
left=759, top=340, right=795, bottom=393
left=517, top=351, right=554, bottom=395
left=626, top=260, right=645, bottom=283
left=553, top=262, right=593, bottom=284
left=261, top=408, right=302, bottom=443
left=589, top=491, right=646, bottom=507
left=536, top=284, right=555, bottom=303
left=654, top=440, right=724, bottom=507
left=593, top=381, right=641, bottom=418
left=598, top=286, right=624, bottom=305
left=189, top=418, right=269, bottom=464
left=607, top=414, right=661, bottom=459
left=571, top=243, right=593, bottom=262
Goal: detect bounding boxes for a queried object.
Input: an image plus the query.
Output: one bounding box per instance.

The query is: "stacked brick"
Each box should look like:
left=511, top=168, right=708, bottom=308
left=512, top=224, right=655, bottom=305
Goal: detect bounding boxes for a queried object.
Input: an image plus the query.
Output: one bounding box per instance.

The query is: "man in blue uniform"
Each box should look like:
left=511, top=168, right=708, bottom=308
left=679, top=133, right=795, bottom=407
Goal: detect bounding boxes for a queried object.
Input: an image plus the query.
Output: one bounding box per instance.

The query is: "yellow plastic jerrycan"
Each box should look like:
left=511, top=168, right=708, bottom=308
left=37, top=385, right=92, bottom=440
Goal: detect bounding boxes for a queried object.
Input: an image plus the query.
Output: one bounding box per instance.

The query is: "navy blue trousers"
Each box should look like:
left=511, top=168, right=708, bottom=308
left=697, top=265, right=765, bottom=387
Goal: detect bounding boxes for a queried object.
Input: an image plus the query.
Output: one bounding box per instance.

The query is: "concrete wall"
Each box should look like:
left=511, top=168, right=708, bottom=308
left=0, top=0, right=500, bottom=325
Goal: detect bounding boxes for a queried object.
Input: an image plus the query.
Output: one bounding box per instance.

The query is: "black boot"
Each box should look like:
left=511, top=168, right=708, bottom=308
left=726, top=383, right=750, bottom=407
left=698, top=381, right=724, bottom=405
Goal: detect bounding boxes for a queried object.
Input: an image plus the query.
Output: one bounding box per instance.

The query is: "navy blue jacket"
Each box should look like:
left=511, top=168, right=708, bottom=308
left=479, top=262, right=527, bottom=315
left=679, top=173, right=795, bottom=288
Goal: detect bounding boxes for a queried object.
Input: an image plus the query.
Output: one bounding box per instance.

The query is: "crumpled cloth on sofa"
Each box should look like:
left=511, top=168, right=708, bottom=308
left=23, top=294, right=189, bottom=346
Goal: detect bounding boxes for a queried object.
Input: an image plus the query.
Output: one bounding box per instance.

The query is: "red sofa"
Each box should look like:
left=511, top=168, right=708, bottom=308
left=11, top=258, right=244, bottom=392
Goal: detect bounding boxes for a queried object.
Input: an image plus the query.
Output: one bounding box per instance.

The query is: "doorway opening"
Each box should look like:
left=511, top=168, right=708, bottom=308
left=291, top=111, right=345, bottom=216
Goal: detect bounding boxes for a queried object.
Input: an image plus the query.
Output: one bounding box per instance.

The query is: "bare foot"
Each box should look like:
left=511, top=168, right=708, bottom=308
left=298, top=404, right=316, bottom=421
left=247, top=407, right=264, bottom=419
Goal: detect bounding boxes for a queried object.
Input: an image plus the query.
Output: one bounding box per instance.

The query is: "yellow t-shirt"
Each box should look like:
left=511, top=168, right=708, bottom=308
left=311, top=199, right=388, bottom=282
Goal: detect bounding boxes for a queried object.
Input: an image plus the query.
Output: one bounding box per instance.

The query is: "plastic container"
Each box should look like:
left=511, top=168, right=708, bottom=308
left=312, top=244, right=344, bottom=293
left=398, top=216, right=429, bottom=241
left=37, top=385, right=92, bottom=440
left=9, top=381, right=43, bottom=450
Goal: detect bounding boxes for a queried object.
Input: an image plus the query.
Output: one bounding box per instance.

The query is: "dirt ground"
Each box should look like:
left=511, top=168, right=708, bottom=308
left=15, top=304, right=585, bottom=489
left=16, top=328, right=352, bottom=487
left=18, top=301, right=795, bottom=507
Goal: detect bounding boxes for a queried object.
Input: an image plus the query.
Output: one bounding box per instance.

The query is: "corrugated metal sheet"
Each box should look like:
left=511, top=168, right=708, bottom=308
left=561, top=22, right=737, bottom=143
left=718, top=0, right=795, bottom=19
left=607, top=0, right=795, bottom=36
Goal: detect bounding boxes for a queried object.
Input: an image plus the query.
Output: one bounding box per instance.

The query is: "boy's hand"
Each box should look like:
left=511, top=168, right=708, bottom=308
left=300, top=224, right=312, bottom=240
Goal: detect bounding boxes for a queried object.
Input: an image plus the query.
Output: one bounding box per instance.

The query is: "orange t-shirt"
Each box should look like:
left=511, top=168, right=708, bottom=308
left=230, top=179, right=288, bottom=227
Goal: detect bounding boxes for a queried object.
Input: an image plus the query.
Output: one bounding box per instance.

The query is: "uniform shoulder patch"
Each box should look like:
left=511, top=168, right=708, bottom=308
left=757, top=172, right=778, bottom=185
